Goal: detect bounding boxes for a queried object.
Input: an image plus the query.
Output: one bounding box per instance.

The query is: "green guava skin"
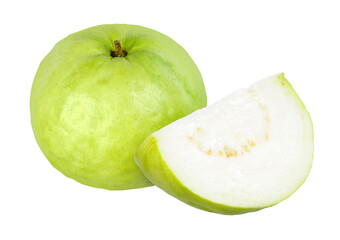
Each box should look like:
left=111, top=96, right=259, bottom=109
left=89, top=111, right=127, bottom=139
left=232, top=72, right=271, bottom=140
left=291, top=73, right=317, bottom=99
left=30, top=24, right=207, bottom=190
left=135, top=75, right=313, bottom=214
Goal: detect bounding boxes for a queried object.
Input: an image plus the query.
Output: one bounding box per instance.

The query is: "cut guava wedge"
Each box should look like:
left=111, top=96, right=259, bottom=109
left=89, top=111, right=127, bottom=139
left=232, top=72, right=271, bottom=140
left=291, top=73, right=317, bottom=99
left=135, top=73, right=313, bottom=214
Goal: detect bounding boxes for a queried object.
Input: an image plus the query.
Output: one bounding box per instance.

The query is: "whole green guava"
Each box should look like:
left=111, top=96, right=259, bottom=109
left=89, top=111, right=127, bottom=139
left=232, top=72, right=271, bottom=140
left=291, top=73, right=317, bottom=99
left=30, top=24, right=207, bottom=190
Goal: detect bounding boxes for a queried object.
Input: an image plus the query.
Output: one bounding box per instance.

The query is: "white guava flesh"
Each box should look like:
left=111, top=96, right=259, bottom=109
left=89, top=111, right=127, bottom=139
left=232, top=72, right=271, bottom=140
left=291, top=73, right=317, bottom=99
left=135, top=73, right=313, bottom=214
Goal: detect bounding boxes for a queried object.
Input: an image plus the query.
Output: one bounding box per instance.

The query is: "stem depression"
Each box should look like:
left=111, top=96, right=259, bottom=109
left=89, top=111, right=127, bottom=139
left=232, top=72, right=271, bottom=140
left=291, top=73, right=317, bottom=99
left=111, top=40, right=127, bottom=57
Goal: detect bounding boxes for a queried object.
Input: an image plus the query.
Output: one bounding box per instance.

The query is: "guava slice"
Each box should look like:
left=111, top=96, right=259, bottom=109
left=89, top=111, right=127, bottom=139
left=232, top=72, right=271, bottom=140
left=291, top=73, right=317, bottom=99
left=135, top=73, right=313, bottom=214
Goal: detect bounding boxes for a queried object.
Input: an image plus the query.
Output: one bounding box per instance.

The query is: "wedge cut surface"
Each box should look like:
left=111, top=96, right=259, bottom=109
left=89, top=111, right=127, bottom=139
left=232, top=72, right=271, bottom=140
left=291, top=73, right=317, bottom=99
left=135, top=73, right=313, bottom=214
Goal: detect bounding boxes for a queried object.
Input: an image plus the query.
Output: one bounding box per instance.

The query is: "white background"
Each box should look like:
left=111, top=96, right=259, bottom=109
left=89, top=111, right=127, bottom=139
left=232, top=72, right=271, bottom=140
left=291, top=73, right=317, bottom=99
left=1, top=0, right=339, bottom=239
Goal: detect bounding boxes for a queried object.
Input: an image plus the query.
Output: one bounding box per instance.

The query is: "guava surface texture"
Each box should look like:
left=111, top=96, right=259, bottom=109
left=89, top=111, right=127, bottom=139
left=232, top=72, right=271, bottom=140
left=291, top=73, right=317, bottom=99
left=30, top=24, right=207, bottom=190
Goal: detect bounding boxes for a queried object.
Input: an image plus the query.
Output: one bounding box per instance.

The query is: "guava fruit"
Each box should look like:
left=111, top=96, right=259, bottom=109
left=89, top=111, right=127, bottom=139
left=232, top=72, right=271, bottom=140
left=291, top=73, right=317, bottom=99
left=135, top=73, right=313, bottom=214
left=30, top=24, right=207, bottom=190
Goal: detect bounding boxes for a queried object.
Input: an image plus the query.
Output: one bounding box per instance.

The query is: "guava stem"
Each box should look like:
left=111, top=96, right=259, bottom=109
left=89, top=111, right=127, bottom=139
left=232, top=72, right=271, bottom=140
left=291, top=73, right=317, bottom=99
left=114, top=40, right=126, bottom=57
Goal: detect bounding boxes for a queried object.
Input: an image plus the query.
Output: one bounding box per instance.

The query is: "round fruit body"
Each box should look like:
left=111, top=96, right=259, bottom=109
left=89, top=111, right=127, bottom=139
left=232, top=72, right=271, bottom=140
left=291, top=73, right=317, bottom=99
left=30, top=24, right=207, bottom=190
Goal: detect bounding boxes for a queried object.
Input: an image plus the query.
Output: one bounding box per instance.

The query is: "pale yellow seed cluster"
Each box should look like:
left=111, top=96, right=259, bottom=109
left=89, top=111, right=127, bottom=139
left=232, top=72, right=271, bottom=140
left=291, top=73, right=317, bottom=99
left=187, top=130, right=259, bottom=159
left=206, top=141, right=257, bottom=158
left=187, top=90, right=271, bottom=159
left=224, top=146, right=238, bottom=158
